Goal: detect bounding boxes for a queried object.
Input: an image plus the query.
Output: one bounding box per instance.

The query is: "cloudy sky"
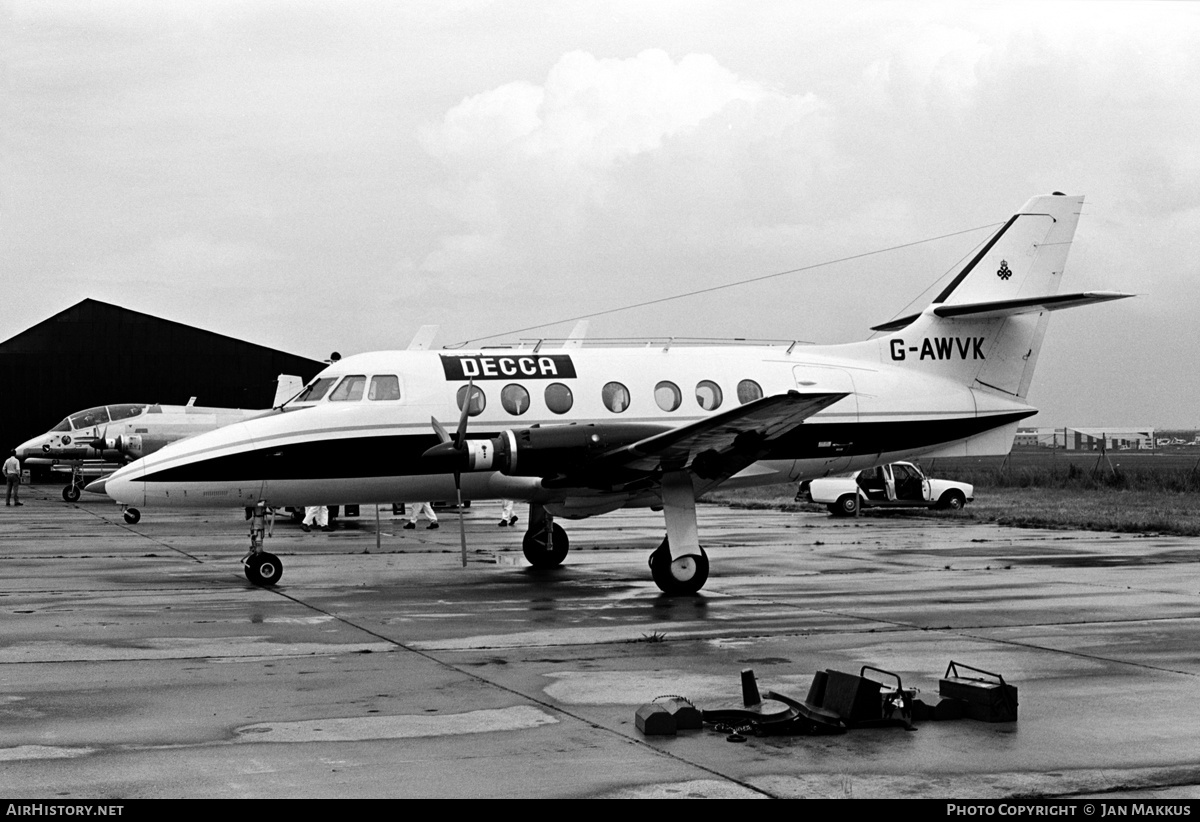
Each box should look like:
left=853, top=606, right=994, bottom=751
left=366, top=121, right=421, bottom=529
left=4, top=1, right=1198, bottom=428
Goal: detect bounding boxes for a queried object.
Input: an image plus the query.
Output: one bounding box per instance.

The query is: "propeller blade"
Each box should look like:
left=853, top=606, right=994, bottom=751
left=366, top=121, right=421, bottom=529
left=431, top=416, right=451, bottom=445
left=454, top=378, right=474, bottom=449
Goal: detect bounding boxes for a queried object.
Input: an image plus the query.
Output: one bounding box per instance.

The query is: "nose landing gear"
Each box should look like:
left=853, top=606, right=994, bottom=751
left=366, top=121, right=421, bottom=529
left=242, top=501, right=282, bottom=586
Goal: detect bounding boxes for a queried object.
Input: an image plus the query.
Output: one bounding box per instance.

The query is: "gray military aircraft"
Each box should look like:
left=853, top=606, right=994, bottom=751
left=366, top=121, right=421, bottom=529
left=18, top=376, right=302, bottom=522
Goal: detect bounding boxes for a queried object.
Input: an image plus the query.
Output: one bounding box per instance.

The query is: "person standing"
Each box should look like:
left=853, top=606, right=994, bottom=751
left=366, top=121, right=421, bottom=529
left=301, top=505, right=331, bottom=532
left=4, top=450, right=23, bottom=506
left=498, top=499, right=517, bottom=527
left=403, top=502, right=439, bottom=530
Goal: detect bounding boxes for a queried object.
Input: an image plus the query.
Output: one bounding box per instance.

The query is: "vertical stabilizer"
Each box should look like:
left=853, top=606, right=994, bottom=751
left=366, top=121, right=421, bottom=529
left=933, top=193, right=1082, bottom=307
left=854, top=193, right=1088, bottom=399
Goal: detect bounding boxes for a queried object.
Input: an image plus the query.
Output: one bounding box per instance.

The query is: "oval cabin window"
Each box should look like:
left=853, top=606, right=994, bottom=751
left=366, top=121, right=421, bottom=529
left=501, top=384, right=530, bottom=416
left=545, top=383, right=573, bottom=414
left=602, top=382, right=630, bottom=413
left=655, top=381, right=682, bottom=412
left=695, top=380, right=722, bottom=411
left=737, top=379, right=763, bottom=404
left=456, top=385, right=486, bottom=416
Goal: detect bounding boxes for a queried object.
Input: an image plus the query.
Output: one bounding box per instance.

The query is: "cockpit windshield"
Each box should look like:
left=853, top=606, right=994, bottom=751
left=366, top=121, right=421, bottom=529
left=329, top=375, right=367, bottom=402
left=69, top=406, right=110, bottom=429
left=51, top=418, right=71, bottom=433
left=108, top=404, right=146, bottom=421
left=293, top=377, right=336, bottom=403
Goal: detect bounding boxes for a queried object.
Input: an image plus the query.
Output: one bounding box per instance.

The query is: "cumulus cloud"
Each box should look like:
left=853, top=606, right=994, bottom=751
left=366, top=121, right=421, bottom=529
left=416, top=48, right=831, bottom=298
left=426, top=49, right=769, bottom=171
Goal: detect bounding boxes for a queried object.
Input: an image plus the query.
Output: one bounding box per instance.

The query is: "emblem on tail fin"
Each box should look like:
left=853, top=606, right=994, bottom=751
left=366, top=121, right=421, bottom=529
left=997, top=261, right=1012, bottom=280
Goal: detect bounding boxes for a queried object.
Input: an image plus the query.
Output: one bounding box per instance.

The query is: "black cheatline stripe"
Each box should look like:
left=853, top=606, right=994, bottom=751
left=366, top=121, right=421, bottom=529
left=140, top=411, right=1033, bottom=484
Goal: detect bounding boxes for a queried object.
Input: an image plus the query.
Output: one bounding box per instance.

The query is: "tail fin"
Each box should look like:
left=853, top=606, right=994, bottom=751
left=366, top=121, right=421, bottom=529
left=273, top=374, right=305, bottom=408
left=862, top=193, right=1131, bottom=399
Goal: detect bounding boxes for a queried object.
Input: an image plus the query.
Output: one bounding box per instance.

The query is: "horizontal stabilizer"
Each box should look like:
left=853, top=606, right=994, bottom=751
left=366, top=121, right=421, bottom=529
left=872, top=291, right=1134, bottom=332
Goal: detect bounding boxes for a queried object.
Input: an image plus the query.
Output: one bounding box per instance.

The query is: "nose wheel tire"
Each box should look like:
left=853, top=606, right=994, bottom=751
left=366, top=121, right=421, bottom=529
left=522, top=523, right=569, bottom=568
left=649, top=539, right=709, bottom=595
left=63, top=485, right=81, bottom=502
left=245, top=552, right=283, bottom=587
left=123, top=508, right=141, bottom=525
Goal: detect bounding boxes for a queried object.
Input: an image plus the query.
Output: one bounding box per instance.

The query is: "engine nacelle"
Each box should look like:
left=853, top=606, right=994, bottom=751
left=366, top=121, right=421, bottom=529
left=423, top=423, right=667, bottom=478
left=108, top=434, right=170, bottom=459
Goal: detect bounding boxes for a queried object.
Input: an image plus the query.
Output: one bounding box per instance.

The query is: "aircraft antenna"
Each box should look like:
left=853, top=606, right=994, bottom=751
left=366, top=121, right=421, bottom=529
left=445, top=221, right=1003, bottom=349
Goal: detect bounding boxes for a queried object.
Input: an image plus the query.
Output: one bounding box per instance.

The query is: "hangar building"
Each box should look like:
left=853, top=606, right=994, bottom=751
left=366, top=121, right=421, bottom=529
left=0, top=299, right=325, bottom=461
left=1024, top=427, right=1156, bottom=451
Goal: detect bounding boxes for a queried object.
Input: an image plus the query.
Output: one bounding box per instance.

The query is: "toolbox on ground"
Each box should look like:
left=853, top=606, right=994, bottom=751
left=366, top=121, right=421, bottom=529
left=938, top=661, right=1018, bottom=722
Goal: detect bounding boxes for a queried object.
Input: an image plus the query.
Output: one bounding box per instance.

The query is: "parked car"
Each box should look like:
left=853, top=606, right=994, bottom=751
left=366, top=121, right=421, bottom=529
left=797, top=461, right=973, bottom=516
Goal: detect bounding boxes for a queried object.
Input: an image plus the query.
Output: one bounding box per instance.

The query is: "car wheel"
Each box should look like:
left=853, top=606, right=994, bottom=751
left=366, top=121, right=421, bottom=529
left=831, top=494, right=859, bottom=517
left=938, top=490, right=966, bottom=510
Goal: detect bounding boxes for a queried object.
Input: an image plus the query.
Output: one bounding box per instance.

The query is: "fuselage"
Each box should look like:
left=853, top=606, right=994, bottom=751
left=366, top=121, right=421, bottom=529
left=102, top=341, right=1034, bottom=515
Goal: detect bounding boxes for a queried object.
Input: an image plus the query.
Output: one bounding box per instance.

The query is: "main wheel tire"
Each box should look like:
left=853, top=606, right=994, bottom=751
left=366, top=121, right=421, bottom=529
left=648, top=539, right=710, bottom=595
left=123, top=508, right=141, bottom=525
left=830, top=494, right=859, bottom=517
left=245, top=552, right=283, bottom=586
left=63, top=485, right=81, bottom=502
left=938, top=490, right=966, bottom=510
left=522, top=522, right=569, bottom=568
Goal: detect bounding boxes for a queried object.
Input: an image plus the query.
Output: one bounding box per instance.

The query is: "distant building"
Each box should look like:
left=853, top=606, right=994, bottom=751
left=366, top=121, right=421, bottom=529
left=1013, top=427, right=1040, bottom=447
left=1031, top=427, right=1156, bottom=451
left=0, top=299, right=324, bottom=454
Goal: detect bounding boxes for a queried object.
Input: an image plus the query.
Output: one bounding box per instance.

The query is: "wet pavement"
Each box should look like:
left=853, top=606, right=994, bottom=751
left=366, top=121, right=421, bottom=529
left=2, top=486, right=1199, bottom=799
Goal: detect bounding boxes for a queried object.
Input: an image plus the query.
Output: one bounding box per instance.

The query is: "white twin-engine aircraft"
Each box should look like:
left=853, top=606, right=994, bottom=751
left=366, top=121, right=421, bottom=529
left=96, top=193, right=1130, bottom=594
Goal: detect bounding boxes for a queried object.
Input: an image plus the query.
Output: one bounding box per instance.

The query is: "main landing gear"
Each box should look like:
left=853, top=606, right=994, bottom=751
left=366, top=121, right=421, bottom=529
left=649, top=539, right=710, bottom=596
left=519, top=471, right=713, bottom=595
left=649, top=471, right=710, bottom=595
left=243, top=501, right=282, bottom=587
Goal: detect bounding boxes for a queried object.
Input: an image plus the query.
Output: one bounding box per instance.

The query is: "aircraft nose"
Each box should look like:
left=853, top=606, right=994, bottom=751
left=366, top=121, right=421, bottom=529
left=14, top=436, right=45, bottom=461
left=84, top=478, right=107, bottom=495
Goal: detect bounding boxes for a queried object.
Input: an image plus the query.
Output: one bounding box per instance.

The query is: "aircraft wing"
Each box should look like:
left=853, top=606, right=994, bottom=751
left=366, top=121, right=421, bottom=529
left=542, top=390, right=847, bottom=494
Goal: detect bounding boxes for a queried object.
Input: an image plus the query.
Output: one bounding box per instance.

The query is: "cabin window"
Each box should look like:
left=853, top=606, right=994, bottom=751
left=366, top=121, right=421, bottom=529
left=295, top=377, right=336, bottom=403
left=369, top=375, right=401, bottom=401
left=654, top=381, right=682, bottom=412
left=456, top=384, right=486, bottom=416
left=329, top=375, right=367, bottom=401
left=70, top=406, right=110, bottom=429
left=737, top=379, right=763, bottom=404
left=545, top=383, right=573, bottom=414
left=501, top=384, right=530, bottom=416
left=695, top=381, right=722, bottom=411
left=602, top=382, right=630, bottom=413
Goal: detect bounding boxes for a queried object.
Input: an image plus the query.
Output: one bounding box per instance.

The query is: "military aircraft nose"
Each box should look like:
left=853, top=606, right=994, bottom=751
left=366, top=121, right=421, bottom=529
left=84, top=478, right=107, bottom=495
left=14, top=436, right=44, bottom=461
